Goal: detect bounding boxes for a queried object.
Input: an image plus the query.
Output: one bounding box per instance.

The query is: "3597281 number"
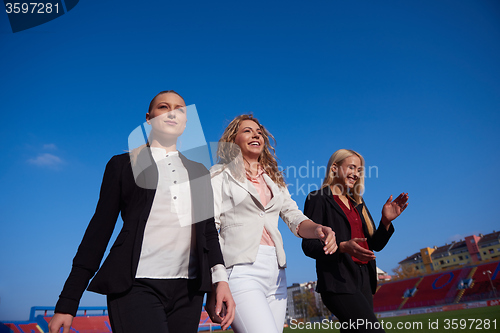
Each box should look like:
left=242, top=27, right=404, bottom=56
left=443, top=318, right=497, bottom=330
left=5, top=3, right=59, bottom=14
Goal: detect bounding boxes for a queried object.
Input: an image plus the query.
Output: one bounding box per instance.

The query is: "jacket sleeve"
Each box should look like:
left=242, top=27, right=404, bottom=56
left=209, top=167, right=223, bottom=232
left=279, top=186, right=309, bottom=238
left=55, top=155, right=123, bottom=316
left=363, top=202, right=395, bottom=252
left=199, top=165, right=224, bottom=269
left=301, top=192, right=328, bottom=259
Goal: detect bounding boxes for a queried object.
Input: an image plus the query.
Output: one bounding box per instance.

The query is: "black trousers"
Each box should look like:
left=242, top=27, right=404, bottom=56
left=321, top=264, right=385, bottom=333
left=107, top=278, right=204, bottom=333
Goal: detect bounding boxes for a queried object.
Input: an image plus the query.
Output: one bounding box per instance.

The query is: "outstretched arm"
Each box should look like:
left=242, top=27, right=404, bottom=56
left=297, top=220, right=338, bottom=254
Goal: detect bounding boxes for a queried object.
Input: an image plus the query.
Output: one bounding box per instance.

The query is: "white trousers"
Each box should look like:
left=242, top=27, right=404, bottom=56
left=227, top=245, right=287, bottom=333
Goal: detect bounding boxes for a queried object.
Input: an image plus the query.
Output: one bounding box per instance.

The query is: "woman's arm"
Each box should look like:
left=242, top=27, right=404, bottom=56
left=380, top=193, right=409, bottom=229
left=54, top=155, right=124, bottom=317
left=301, top=191, right=336, bottom=259
left=366, top=193, right=408, bottom=251
left=279, top=187, right=337, bottom=254
left=297, top=219, right=337, bottom=254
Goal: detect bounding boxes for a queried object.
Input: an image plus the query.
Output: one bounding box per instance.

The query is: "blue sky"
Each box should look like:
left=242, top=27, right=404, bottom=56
left=1, top=0, right=499, bottom=321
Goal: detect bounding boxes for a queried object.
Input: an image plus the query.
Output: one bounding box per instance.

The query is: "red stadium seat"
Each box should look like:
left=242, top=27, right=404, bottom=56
left=373, top=277, right=420, bottom=312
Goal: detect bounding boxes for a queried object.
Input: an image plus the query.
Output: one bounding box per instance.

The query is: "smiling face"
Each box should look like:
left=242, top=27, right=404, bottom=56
left=234, top=119, right=264, bottom=161
left=146, top=92, right=187, bottom=140
left=332, top=155, right=363, bottom=190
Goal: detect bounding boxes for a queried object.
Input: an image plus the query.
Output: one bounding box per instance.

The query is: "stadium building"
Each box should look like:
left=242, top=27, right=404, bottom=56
left=399, top=231, right=500, bottom=275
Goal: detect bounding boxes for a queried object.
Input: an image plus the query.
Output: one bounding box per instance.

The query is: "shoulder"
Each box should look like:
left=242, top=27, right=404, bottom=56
left=306, top=187, right=330, bottom=201
left=209, top=163, right=224, bottom=175
left=105, top=152, right=130, bottom=169
left=210, top=164, right=228, bottom=180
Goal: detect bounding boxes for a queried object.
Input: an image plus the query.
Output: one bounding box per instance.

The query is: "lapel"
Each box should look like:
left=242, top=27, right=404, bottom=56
left=262, top=173, right=280, bottom=209
left=133, top=148, right=202, bottom=224
left=356, top=199, right=371, bottom=237
left=179, top=152, right=208, bottom=238
left=179, top=152, right=199, bottom=207
left=132, top=146, right=158, bottom=208
left=323, top=185, right=349, bottom=223
left=323, top=185, right=370, bottom=235
left=224, top=167, right=264, bottom=209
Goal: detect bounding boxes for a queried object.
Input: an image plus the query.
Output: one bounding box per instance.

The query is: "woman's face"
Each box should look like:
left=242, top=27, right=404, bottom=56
left=146, top=93, right=187, bottom=139
left=333, top=155, right=362, bottom=189
left=234, top=119, right=264, bottom=160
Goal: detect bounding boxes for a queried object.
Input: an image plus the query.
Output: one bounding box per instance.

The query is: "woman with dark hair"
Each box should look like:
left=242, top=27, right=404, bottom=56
left=302, top=149, right=408, bottom=333
left=49, top=91, right=234, bottom=333
left=208, top=114, right=337, bottom=333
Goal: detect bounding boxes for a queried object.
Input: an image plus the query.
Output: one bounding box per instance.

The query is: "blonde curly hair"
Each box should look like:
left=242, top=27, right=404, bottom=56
left=215, top=114, right=286, bottom=188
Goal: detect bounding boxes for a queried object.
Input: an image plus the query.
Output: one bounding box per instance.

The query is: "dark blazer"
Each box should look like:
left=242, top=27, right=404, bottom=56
left=302, top=186, right=394, bottom=295
left=55, top=147, right=224, bottom=316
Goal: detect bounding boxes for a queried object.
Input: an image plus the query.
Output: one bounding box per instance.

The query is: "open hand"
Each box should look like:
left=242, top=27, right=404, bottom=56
left=381, top=192, right=409, bottom=226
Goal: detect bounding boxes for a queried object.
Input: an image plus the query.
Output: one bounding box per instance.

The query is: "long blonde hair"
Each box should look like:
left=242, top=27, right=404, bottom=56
left=322, top=149, right=374, bottom=236
left=215, top=114, right=286, bottom=188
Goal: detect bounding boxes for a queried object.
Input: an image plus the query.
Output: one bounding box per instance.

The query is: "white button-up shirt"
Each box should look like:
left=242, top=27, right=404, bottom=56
left=135, top=148, right=196, bottom=279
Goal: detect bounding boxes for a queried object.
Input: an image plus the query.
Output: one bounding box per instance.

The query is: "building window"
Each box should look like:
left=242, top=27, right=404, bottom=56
left=489, top=249, right=494, bottom=254
left=440, top=260, right=444, bottom=265
left=459, top=256, right=463, bottom=260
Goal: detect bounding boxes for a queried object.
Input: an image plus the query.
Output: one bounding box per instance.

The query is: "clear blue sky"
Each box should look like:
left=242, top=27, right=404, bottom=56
left=1, top=0, right=499, bottom=321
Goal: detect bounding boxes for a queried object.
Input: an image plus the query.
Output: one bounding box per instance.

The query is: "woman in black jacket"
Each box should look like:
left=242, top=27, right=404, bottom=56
left=302, top=149, right=408, bottom=332
left=48, top=91, right=234, bottom=333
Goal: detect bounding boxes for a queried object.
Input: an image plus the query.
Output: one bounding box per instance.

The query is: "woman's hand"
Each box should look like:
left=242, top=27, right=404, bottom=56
left=381, top=193, right=409, bottom=227
left=339, top=238, right=376, bottom=261
left=314, top=225, right=338, bottom=254
left=297, top=220, right=337, bottom=254
left=48, top=313, right=73, bottom=333
left=204, top=282, right=235, bottom=330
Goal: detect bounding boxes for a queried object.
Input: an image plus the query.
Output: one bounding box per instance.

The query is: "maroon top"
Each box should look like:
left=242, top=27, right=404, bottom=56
left=333, top=195, right=369, bottom=265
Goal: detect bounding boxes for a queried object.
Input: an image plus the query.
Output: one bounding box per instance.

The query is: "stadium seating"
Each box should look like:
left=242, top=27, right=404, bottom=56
left=42, top=315, right=111, bottom=333
left=402, top=268, right=467, bottom=309
left=461, top=261, right=500, bottom=302
left=1, top=305, right=220, bottom=333
left=373, top=277, right=420, bottom=312
left=3, top=261, right=499, bottom=331
left=1, top=323, right=43, bottom=333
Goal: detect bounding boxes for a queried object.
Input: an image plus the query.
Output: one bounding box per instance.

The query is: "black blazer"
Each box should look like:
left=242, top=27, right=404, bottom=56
left=302, top=186, right=394, bottom=295
left=55, top=147, right=224, bottom=316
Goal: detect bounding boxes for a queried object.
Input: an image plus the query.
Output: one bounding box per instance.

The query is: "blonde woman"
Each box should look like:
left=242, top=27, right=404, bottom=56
left=208, top=115, right=337, bottom=333
left=302, top=149, right=408, bottom=333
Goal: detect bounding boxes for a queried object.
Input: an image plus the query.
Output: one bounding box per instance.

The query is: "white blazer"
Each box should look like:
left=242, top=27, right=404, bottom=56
left=210, top=164, right=309, bottom=268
